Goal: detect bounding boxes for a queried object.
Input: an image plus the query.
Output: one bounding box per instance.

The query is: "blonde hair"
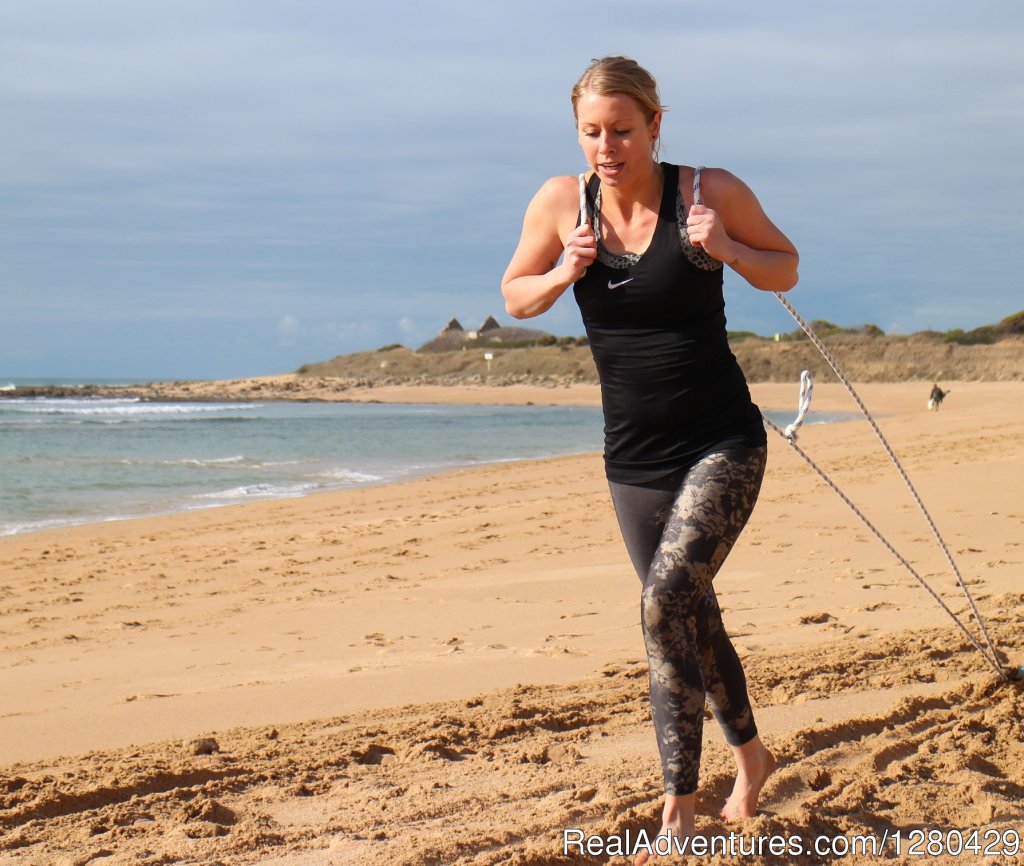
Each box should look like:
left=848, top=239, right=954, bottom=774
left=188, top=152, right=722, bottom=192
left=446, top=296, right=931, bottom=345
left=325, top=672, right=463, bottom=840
left=571, top=55, right=666, bottom=124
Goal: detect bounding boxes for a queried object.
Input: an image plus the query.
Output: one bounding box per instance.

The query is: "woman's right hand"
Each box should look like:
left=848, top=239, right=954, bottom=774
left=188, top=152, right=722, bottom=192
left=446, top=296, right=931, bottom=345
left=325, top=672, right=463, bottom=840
left=561, top=222, right=598, bottom=282
left=502, top=175, right=596, bottom=319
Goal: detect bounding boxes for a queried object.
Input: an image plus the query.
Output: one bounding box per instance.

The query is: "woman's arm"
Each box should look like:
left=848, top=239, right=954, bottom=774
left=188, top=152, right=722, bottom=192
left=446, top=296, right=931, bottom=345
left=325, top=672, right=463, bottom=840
left=501, top=176, right=597, bottom=319
left=685, top=169, right=799, bottom=293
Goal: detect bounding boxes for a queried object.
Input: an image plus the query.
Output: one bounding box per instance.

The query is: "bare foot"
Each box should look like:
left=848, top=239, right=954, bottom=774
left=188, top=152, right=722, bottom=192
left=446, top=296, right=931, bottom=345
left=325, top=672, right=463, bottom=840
left=634, top=793, right=695, bottom=865
left=721, top=735, right=777, bottom=821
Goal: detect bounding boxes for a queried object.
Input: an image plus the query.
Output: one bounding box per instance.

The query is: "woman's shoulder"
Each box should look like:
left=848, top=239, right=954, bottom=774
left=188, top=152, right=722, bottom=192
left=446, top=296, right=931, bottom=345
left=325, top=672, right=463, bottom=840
left=533, top=173, right=585, bottom=204
left=669, top=163, right=740, bottom=189
left=668, top=164, right=751, bottom=209
left=522, top=174, right=585, bottom=225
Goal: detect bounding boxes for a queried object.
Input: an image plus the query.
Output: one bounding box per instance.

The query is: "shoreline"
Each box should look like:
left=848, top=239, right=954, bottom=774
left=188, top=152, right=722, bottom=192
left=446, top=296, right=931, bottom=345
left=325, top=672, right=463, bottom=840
left=0, top=448, right=605, bottom=542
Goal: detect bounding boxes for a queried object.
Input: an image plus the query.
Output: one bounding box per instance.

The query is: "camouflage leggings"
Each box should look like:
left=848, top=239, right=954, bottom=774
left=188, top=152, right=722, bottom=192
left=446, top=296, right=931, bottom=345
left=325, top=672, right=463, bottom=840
left=608, top=446, right=767, bottom=796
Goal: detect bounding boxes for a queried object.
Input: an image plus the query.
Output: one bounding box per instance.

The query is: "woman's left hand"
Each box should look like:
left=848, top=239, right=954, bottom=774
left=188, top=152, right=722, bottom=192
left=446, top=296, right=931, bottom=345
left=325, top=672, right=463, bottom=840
left=685, top=204, right=733, bottom=262
left=686, top=169, right=799, bottom=291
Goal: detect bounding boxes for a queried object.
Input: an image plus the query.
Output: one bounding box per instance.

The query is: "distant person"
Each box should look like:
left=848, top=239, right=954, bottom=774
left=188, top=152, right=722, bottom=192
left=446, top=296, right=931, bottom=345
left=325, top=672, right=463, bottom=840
left=501, top=56, right=798, bottom=861
left=928, top=383, right=948, bottom=411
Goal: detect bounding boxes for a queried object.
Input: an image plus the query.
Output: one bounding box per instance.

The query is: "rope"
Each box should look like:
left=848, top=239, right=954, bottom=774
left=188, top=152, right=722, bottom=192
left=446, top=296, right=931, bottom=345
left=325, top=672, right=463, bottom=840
left=783, top=370, right=814, bottom=440
left=769, top=294, right=1008, bottom=681
left=764, top=412, right=1003, bottom=677
left=577, top=173, right=590, bottom=230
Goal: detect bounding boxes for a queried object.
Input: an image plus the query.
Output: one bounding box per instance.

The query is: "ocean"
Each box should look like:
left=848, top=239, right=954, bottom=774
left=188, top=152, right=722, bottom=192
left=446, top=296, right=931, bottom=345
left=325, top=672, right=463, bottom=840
left=0, top=392, right=608, bottom=537
left=0, top=384, right=837, bottom=538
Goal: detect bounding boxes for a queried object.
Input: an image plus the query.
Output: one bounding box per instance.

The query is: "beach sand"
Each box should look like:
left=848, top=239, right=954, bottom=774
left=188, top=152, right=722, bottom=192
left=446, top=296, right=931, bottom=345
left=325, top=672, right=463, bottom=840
left=1, top=382, right=1022, bottom=865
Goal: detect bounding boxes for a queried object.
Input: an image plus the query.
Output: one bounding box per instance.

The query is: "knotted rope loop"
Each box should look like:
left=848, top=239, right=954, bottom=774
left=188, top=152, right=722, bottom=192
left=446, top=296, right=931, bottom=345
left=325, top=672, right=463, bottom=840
left=783, top=370, right=814, bottom=441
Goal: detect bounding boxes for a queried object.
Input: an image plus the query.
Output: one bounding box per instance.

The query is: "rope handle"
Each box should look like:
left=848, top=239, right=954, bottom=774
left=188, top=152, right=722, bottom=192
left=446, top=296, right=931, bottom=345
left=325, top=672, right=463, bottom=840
left=783, top=370, right=814, bottom=441
left=578, top=172, right=589, bottom=230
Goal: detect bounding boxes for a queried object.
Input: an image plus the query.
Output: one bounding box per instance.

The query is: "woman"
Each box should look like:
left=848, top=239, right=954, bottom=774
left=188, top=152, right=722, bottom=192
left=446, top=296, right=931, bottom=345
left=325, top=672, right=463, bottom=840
left=501, top=56, right=798, bottom=859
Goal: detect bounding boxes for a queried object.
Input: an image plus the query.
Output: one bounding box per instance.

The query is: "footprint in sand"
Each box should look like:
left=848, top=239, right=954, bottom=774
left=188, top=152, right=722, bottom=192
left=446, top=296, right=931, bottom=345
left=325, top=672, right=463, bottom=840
left=799, top=612, right=834, bottom=625
left=526, top=643, right=585, bottom=658
left=438, top=636, right=464, bottom=654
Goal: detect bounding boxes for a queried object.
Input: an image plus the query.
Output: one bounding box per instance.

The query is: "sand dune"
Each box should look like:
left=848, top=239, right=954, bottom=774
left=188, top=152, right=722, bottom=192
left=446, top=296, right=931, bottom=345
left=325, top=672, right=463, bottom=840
left=1, top=382, right=1022, bottom=865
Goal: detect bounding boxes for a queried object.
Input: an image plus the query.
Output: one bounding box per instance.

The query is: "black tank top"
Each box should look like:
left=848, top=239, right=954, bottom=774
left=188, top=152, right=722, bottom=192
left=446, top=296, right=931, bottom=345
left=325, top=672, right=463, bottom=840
left=573, top=162, right=766, bottom=483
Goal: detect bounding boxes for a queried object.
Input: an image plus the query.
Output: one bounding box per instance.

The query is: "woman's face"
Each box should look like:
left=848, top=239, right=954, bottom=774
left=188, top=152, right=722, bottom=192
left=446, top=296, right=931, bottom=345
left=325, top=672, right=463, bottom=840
left=576, top=90, right=660, bottom=186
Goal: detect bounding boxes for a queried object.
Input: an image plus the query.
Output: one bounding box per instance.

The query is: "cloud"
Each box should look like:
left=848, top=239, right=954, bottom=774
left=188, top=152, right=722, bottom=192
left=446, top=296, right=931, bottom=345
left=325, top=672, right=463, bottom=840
left=2, top=0, right=1023, bottom=377
left=276, top=315, right=301, bottom=347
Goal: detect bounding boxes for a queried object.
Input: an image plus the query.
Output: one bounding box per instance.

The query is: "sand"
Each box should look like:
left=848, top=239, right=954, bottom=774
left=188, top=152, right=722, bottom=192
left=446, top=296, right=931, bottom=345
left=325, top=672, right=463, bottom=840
left=1, top=381, right=1022, bottom=865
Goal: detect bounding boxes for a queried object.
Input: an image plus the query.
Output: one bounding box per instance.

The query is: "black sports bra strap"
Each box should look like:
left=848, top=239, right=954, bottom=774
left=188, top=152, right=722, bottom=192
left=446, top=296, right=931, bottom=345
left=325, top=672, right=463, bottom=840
left=585, top=173, right=600, bottom=225
left=659, top=162, right=678, bottom=220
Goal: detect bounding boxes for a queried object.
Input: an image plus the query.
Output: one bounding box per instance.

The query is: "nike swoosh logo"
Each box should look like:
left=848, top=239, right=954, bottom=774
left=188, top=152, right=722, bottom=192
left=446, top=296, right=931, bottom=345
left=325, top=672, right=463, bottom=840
left=607, top=277, right=634, bottom=290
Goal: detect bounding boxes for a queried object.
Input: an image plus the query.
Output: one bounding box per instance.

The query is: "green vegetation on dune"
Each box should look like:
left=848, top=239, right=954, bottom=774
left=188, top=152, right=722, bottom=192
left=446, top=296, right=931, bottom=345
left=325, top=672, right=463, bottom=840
left=296, top=310, right=1024, bottom=385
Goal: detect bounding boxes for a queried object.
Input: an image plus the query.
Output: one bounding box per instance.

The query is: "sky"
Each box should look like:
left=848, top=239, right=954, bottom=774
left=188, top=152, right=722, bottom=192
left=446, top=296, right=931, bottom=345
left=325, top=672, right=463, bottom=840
left=2, top=1, right=1022, bottom=380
